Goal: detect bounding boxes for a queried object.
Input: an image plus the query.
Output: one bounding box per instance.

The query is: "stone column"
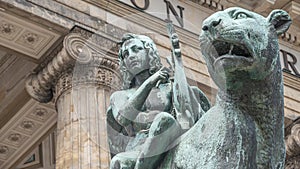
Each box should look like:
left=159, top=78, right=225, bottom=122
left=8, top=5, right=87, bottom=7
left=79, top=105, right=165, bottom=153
left=25, top=32, right=121, bottom=169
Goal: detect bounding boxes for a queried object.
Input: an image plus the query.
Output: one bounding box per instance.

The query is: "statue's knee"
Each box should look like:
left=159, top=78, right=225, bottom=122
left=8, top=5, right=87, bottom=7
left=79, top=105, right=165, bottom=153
left=149, top=112, right=178, bottom=136
left=110, top=155, right=134, bottom=169
left=110, top=156, right=121, bottom=169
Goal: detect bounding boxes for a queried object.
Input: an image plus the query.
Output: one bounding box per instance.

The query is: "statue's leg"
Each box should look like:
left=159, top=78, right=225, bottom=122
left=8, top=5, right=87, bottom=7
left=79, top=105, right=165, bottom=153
left=134, top=112, right=182, bottom=169
left=110, top=151, right=139, bottom=169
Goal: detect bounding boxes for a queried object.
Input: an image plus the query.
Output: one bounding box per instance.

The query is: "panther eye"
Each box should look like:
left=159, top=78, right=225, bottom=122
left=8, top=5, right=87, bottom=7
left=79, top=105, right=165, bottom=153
left=235, top=12, right=248, bottom=19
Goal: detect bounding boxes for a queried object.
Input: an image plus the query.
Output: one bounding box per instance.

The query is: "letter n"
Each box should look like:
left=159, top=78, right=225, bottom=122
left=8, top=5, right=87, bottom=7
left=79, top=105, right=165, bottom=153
left=164, top=0, right=184, bottom=27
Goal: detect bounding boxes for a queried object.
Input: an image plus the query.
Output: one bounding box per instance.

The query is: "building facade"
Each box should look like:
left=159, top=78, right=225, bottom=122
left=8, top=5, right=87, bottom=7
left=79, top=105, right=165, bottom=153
left=0, top=0, right=299, bottom=168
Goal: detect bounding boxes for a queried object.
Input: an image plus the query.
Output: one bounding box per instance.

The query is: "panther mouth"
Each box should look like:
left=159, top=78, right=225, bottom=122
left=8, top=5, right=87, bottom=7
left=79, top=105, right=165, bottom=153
left=211, top=40, right=253, bottom=62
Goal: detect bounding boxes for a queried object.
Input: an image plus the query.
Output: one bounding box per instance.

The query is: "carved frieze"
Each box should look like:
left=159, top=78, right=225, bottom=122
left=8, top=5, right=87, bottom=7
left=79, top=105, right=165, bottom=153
left=55, top=65, right=120, bottom=100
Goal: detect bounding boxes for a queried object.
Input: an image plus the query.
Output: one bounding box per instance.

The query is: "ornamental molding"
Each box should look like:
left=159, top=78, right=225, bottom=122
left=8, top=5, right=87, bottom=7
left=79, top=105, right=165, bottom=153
left=283, top=72, right=300, bottom=91
left=26, top=31, right=121, bottom=103
left=280, top=32, right=299, bottom=46
left=283, top=1, right=300, bottom=21
left=0, top=10, right=61, bottom=60
left=0, top=99, right=56, bottom=169
left=55, top=65, right=121, bottom=101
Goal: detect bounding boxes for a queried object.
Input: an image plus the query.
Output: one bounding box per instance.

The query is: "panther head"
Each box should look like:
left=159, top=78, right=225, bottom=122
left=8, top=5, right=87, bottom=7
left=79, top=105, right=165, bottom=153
left=200, top=7, right=291, bottom=91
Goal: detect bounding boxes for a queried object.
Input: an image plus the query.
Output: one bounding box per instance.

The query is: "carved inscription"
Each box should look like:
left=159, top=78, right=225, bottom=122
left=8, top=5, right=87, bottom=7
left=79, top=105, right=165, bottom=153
left=280, top=49, right=300, bottom=77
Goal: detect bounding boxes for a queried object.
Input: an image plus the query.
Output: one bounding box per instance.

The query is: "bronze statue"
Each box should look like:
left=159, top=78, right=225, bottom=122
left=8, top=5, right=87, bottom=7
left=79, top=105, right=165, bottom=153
left=107, top=6, right=291, bottom=169
left=107, top=33, right=210, bottom=169
left=159, top=7, right=291, bottom=169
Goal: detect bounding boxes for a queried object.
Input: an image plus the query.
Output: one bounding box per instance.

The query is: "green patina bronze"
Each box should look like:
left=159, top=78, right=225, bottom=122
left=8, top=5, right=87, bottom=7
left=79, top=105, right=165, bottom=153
left=159, top=7, right=291, bottom=169
left=107, top=33, right=210, bottom=169
left=107, top=7, right=291, bottom=169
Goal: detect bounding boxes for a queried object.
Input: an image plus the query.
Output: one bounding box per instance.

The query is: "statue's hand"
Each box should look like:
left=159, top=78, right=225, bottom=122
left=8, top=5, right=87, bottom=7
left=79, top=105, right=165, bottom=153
left=147, top=67, right=170, bottom=87
left=135, top=111, right=160, bottom=124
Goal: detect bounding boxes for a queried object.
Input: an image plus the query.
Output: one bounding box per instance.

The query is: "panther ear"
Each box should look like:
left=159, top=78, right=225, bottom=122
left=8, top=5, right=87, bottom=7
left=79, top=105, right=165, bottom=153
left=267, top=9, right=292, bottom=36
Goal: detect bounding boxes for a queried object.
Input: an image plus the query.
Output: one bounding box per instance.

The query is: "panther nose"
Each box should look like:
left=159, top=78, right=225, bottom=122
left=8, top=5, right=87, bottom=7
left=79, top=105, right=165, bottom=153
left=202, top=19, right=222, bottom=31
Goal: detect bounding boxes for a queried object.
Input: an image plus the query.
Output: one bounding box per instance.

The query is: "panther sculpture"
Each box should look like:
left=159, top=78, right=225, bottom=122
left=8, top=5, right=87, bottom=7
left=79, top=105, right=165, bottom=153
left=159, top=7, right=291, bottom=169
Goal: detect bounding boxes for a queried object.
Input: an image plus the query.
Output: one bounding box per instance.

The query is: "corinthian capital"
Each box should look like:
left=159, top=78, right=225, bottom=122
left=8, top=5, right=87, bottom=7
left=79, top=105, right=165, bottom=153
left=25, top=32, right=120, bottom=103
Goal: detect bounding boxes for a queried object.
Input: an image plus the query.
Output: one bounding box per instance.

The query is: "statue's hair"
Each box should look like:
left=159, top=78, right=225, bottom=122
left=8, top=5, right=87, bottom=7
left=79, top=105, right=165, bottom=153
left=118, top=33, right=162, bottom=89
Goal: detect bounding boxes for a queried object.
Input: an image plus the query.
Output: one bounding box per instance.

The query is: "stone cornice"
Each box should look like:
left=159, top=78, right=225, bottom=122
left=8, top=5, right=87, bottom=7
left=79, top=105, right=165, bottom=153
left=25, top=30, right=121, bottom=103
left=116, top=0, right=300, bottom=51
left=283, top=72, right=300, bottom=91
left=83, top=0, right=201, bottom=50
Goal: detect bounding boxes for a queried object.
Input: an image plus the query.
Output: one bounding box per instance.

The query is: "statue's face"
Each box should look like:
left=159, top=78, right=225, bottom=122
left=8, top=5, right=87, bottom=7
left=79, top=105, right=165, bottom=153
left=122, top=38, right=150, bottom=76
left=199, top=7, right=279, bottom=90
